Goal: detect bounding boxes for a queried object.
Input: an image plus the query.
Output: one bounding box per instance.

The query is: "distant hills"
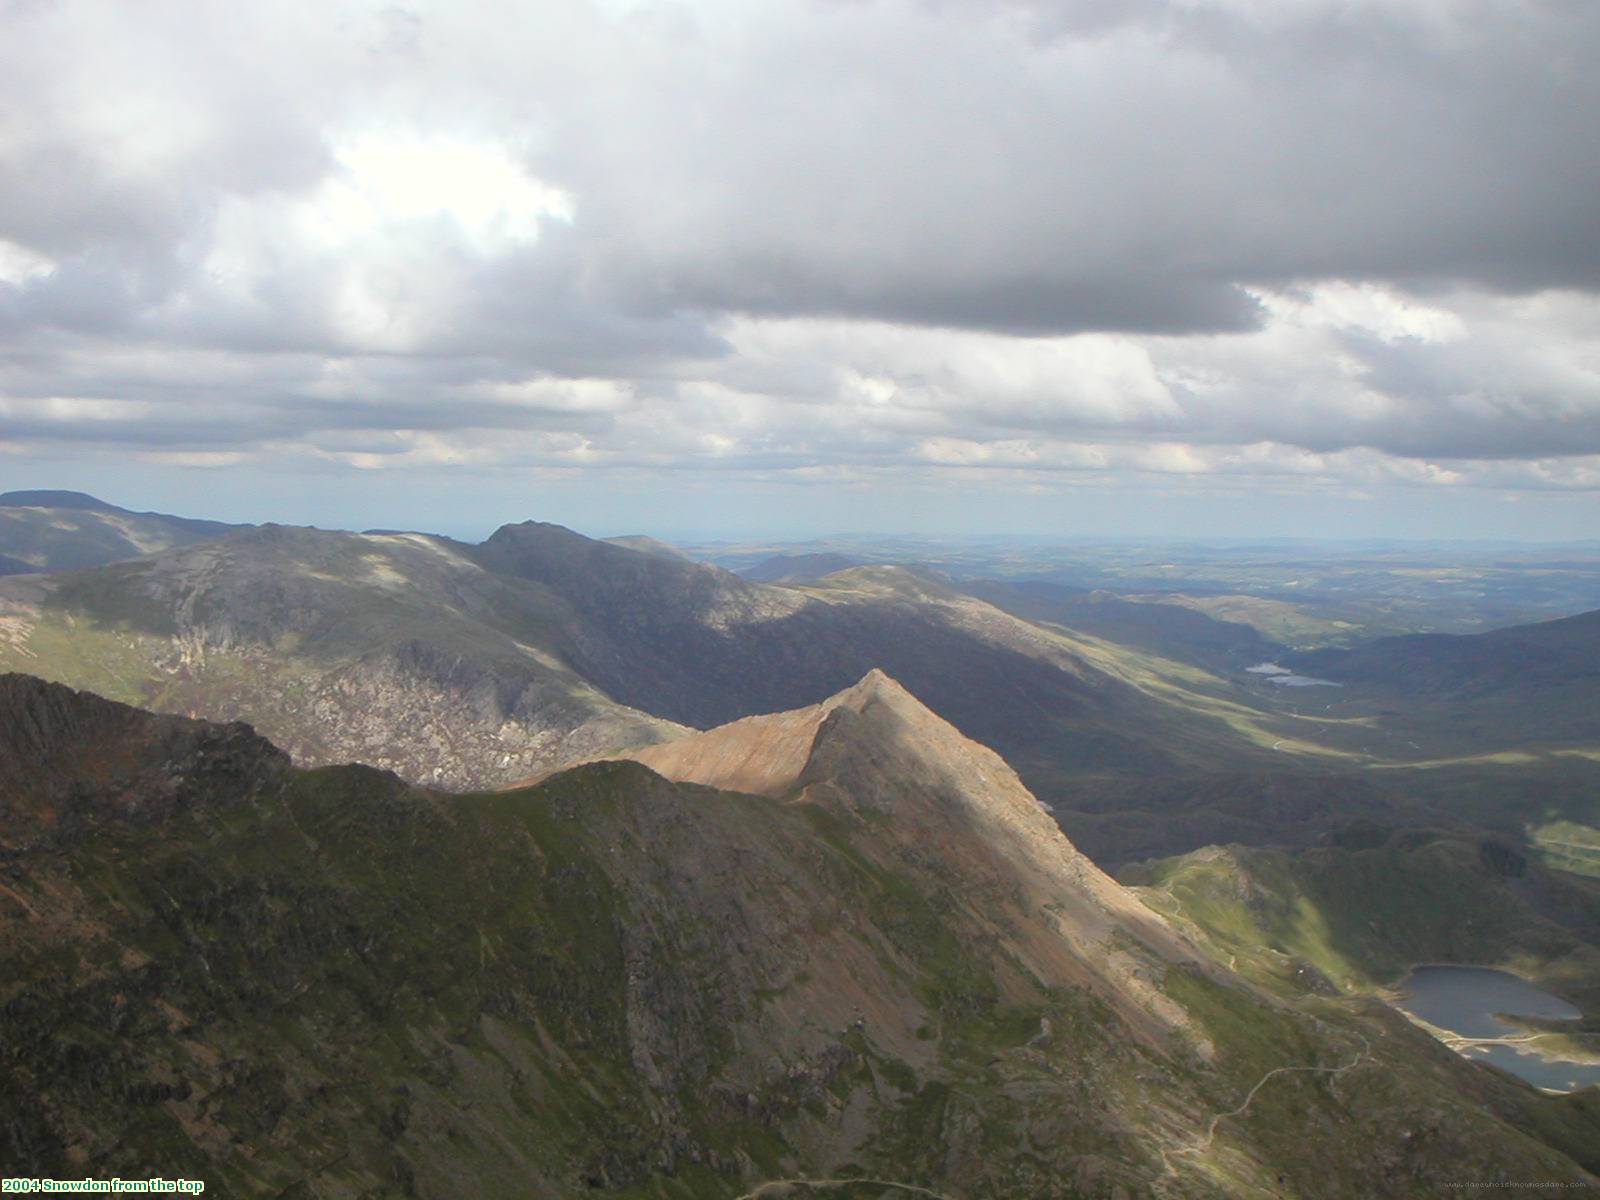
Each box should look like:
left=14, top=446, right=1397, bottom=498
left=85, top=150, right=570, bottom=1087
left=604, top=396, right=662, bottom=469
left=4, top=672, right=1595, bottom=1194
left=3, top=491, right=1599, bottom=870
left=0, top=488, right=244, bottom=573
left=1290, top=608, right=1600, bottom=698
left=1, top=489, right=125, bottom=510
left=1286, top=608, right=1600, bottom=748
left=740, top=551, right=864, bottom=582
left=600, top=533, right=698, bottom=561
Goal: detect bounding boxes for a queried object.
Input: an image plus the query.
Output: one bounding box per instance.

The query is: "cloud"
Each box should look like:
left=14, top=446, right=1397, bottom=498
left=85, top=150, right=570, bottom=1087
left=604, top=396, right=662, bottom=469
left=1, top=0, right=1599, bottom=522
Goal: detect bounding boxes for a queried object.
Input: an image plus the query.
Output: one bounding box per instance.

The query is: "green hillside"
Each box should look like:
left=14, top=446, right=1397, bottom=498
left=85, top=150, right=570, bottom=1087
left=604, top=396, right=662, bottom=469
left=1122, top=828, right=1600, bottom=1010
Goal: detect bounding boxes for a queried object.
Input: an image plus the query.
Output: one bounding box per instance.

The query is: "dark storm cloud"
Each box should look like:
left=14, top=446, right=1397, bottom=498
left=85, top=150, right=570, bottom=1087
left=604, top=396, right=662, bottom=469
left=540, top=0, right=1600, bottom=336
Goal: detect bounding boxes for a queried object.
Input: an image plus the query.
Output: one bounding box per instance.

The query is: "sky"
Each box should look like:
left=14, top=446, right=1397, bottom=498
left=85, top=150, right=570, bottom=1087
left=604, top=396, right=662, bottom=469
left=2, top=0, right=1599, bottom=541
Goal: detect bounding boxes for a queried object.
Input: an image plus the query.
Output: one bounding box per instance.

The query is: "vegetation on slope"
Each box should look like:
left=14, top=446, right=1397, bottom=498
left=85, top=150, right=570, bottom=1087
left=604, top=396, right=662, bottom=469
left=4, top=675, right=1596, bottom=1196
left=1123, top=826, right=1600, bottom=1011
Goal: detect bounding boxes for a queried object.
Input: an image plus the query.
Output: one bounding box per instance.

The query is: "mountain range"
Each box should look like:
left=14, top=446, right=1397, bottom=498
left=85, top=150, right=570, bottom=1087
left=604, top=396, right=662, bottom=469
left=5, top=672, right=1597, bottom=1196
left=0, top=503, right=1299, bottom=822
left=1286, top=609, right=1600, bottom=748
left=4, top=492, right=1599, bottom=869
left=4, top=491, right=1600, bottom=1193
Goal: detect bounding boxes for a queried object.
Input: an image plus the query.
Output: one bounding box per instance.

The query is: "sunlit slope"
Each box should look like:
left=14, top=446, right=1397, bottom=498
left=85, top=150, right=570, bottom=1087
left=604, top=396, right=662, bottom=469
left=786, top=564, right=1370, bottom=772
left=1123, top=829, right=1600, bottom=1011
left=628, top=666, right=1203, bottom=1041
left=4, top=674, right=1596, bottom=1196
left=961, top=578, right=1278, bottom=673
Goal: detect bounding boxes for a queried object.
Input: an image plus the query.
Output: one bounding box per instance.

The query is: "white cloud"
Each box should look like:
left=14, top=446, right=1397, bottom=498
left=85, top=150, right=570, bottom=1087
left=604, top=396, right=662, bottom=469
left=0, top=240, right=55, bottom=285
left=1251, top=283, right=1467, bottom=345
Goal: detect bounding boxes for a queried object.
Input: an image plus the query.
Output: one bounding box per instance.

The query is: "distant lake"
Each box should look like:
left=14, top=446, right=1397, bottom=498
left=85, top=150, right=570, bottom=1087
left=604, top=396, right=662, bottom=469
left=1395, top=965, right=1600, bottom=1093
left=1246, top=662, right=1343, bottom=688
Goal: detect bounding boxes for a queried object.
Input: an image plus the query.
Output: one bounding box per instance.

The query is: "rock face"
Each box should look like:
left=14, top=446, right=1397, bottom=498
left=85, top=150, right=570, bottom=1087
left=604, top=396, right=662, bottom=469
left=0, top=525, right=686, bottom=789
left=1, top=674, right=1595, bottom=1197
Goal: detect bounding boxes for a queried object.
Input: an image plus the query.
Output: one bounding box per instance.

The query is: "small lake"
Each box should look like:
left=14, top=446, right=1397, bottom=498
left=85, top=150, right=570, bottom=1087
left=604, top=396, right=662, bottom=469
left=1394, top=965, right=1600, bottom=1092
left=1245, top=662, right=1342, bottom=688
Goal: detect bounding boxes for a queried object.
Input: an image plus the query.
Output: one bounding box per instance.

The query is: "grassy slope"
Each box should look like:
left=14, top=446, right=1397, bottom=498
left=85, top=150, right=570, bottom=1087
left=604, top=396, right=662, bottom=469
left=1122, top=829, right=1600, bottom=1010
left=961, top=578, right=1278, bottom=673
left=1122, top=830, right=1600, bottom=1174
left=2, top=756, right=1177, bottom=1197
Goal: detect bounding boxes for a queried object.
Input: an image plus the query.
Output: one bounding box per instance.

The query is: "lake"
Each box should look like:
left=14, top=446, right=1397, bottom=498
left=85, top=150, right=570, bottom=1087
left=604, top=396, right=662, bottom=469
left=1245, top=662, right=1343, bottom=688
left=1394, top=965, right=1600, bottom=1093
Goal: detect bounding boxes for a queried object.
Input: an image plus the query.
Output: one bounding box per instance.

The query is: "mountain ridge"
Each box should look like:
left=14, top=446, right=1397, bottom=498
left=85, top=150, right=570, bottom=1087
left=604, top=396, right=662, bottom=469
left=0, top=524, right=688, bottom=788
left=0, top=490, right=244, bottom=574
left=8, top=501, right=1593, bottom=873
left=0, top=672, right=289, bottom=849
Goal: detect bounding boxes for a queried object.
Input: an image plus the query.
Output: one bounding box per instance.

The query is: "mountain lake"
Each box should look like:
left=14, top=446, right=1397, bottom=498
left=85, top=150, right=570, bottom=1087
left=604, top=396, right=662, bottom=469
left=1246, top=662, right=1343, bottom=688
left=1393, top=965, right=1600, bottom=1093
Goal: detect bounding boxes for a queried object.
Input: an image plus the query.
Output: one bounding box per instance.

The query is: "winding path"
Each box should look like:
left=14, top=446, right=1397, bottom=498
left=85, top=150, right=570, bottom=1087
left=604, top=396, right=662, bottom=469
left=1159, top=1030, right=1372, bottom=1186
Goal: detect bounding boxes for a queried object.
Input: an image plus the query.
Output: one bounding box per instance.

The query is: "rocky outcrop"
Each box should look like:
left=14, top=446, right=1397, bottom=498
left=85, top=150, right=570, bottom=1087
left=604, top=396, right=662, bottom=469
left=0, top=673, right=287, bottom=849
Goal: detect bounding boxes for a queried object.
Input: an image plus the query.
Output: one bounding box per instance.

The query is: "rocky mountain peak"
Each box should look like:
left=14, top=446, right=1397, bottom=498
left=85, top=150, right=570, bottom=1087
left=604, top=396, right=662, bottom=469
left=628, top=671, right=1205, bottom=1040
left=629, top=665, right=1039, bottom=812
left=626, top=668, right=913, bottom=799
